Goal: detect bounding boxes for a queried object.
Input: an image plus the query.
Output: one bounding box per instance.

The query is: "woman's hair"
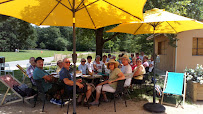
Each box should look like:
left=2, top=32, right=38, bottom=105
left=136, top=58, right=142, bottom=63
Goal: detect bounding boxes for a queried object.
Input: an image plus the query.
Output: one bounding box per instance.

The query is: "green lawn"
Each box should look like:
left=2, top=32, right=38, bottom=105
left=0, top=50, right=86, bottom=62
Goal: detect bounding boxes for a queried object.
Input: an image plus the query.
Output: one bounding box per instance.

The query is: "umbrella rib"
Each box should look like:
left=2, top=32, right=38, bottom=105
left=67, top=0, right=73, bottom=9
left=75, top=0, right=85, bottom=11
left=103, top=0, right=142, bottom=21
left=76, top=0, right=99, bottom=11
left=0, top=0, right=14, bottom=4
left=133, top=23, right=143, bottom=35
left=166, top=21, right=178, bottom=34
left=39, top=0, right=62, bottom=25
left=82, top=2, right=97, bottom=29
left=55, top=0, right=72, bottom=11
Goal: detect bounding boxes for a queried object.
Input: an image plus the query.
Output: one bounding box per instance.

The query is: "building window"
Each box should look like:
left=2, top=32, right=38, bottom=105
left=192, top=38, right=203, bottom=55
left=158, top=40, right=167, bottom=55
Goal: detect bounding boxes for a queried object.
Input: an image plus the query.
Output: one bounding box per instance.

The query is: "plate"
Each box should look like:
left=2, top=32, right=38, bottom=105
left=81, top=75, right=91, bottom=78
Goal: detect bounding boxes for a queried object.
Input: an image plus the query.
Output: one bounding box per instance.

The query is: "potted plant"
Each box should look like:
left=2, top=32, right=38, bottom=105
left=184, top=64, right=203, bottom=102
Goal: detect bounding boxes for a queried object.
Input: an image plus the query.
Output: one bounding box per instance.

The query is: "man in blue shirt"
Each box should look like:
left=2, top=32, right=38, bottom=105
left=59, top=58, right=92, bottom=107
left=33, top=57, right=62, bottom=105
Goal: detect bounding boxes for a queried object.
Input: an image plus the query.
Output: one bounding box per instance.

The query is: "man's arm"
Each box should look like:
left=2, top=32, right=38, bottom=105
left=63, top=78, right=84, bottom=89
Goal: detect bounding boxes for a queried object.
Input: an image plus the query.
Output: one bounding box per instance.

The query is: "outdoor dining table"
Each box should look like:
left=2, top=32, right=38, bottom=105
left=79, top=72, right=109, bottom=86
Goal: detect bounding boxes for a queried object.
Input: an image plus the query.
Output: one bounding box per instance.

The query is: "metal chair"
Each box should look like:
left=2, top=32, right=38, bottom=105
left=100, top=79, right=127, bottom=112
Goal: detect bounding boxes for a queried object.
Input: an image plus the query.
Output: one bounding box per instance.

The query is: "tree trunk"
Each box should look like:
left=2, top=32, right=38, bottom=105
left=95, top=27, right=104, bottom=59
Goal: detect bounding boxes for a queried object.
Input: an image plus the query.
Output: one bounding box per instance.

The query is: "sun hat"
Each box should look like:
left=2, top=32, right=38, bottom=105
left=35, top=57, right=44, bottom=62
left=121, top=54, right=131, bottom=62
left=105, top=59, right=119, bottom=68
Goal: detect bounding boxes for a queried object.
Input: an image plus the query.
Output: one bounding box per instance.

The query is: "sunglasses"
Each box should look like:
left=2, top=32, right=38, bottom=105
left=81, top=61, right=86, bottom=62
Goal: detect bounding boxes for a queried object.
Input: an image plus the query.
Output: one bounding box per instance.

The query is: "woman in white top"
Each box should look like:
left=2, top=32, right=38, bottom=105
left=86, top=56, right=94, bottom=74
left=93, top=55, right=103, bottom=72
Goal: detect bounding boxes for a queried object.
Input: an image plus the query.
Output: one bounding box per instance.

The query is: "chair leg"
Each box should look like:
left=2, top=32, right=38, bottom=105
left=123, top=93, right=127, bottom=107
left=161, top=92, right=164, bottom=104
left=114, top=95, right=116, bottom=112
left=42, top=94, right=45, bottom=112
left=33, top=94, right=38, bottom=107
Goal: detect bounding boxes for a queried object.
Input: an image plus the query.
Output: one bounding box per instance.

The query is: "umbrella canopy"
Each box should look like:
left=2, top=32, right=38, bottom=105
left=0, top=0, right=147, bottom=113
left=107, top=8, right=203, bottom=34
left=107, top=8, right=203, bottom=113
left=0, top=0, right=146, bottom=29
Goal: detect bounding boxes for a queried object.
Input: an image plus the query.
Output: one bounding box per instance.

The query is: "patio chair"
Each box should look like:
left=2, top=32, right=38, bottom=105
left=100, top=79, right=127, bottom=112
left=16, top=64, right=28, bottom=83
left=0, top=63, right=14, bottom=76
left=0, top=74, right=36, bottom=106
left=16, top=64, right=35, bottom=87
left=34, top=79, right=65, bottom=112
left=161, top=71, right=186, bottom=108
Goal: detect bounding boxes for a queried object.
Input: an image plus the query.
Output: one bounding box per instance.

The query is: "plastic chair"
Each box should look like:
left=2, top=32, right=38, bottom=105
left=0, top=63, right=14, bottom=76
left=161, top=71, right=186, bottom=108
left=100, top=79, right=127, bottom=112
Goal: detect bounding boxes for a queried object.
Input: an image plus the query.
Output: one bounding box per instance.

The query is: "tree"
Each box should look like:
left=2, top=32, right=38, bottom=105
left=0, top=16, right=37, bottom=51
left=55, top=37, right=69, bottom=51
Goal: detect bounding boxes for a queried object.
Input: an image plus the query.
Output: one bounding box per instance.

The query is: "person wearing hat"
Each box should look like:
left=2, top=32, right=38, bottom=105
left=121, top=54, right=132, bottom=87
left=33, top=57, right=63, bottom=105
left=90, top=59, right=125, bottom=105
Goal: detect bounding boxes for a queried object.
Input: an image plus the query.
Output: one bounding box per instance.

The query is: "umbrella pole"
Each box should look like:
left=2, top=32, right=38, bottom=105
left=71, top=0, right=77, bottom=114
left=143, top=26, right=165, bottom=113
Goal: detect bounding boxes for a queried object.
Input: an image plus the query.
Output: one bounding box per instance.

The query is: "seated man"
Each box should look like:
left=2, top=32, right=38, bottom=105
left=26, top=57, right=36, bottom=85
left=33, top=57, right=63, bottom=105
left=78, top=58, right=87, bottom=75
left=56, top=60, right=63, bottom=74
left=59, top=58, right=92, bottom=107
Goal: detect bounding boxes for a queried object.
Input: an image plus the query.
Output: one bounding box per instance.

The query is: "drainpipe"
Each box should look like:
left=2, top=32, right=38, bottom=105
left=175, top=39, right=177, bottom=72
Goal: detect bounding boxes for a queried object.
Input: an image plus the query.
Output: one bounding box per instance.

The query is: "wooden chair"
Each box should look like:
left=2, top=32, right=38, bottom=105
left=0, top=74, right=36, bottom=106
left=161, top=71, right=186, bottom=108
left=16, top=64, right=28, bottom=83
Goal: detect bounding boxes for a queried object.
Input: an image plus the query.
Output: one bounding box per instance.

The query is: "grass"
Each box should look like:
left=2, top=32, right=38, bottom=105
left=0, top=50, right=86, bottom=62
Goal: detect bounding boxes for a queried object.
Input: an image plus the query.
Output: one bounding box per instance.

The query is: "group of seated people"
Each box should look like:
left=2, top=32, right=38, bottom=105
left=25, top=52, right=153, bottom=106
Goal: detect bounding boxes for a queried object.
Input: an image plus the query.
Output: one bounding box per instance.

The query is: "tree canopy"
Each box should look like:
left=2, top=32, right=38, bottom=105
left=0, top=0, right=202, bottom=54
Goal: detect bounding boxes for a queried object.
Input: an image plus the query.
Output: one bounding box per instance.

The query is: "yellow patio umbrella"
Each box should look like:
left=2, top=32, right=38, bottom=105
left=0, top=0, right=146, bottom=29
left=0, top=0, right=146, bottom=113
left=107, top=8, right=203, bottom=113
left=107, top=8, right=203, bottom=35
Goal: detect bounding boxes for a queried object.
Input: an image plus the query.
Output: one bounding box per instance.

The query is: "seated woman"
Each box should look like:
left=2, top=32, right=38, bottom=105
left=132, top=58, right=146, bottom=84
left=149, top=56, right=154, bottom=73
left=130, top=57, right=137, bottom=71
left=93, top=55, right=103, bottom=72
left=90, top=59, right=125, bottom=105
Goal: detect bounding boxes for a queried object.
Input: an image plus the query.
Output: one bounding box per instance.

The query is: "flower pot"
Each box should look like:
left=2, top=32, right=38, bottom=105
left=187, top=80, right=203, bottom=102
